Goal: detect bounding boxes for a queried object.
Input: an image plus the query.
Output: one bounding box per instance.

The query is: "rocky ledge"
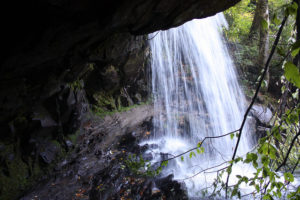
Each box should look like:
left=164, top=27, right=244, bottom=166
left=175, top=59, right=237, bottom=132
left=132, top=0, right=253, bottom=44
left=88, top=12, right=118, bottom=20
left=21, top=105, right=188, bottom=200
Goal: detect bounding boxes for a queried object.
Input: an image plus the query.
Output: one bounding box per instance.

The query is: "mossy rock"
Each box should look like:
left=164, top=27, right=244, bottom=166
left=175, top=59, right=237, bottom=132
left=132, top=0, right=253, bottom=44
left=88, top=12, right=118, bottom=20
left=0, top=143, right=31, bottom=200
left=93, top=92, right=117, bottom=111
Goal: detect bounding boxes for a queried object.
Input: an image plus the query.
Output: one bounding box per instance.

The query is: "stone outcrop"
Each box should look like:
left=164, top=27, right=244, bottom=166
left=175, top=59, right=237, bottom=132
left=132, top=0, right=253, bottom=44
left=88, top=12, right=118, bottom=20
left=2, top=0, right=240, bottom=124
left=20, top=105, right=187, bottom=200
left=248, top=104, right=273, bottom=142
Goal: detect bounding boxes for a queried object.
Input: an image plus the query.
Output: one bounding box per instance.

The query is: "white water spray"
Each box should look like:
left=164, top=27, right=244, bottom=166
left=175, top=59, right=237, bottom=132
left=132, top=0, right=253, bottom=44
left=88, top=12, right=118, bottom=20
left=142, top=13, right=256, bottom=197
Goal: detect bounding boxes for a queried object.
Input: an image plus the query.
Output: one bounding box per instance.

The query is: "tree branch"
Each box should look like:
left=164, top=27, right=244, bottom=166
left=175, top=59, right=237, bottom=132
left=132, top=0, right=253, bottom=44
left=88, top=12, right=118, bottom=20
left=225, top=15, right=288, bottom=198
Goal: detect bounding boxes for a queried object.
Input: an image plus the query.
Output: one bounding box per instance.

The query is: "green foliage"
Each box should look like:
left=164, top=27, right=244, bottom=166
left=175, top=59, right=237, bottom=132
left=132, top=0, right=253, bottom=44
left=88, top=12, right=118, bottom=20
left=199, top=2, right=300, bottom=198
left=67, top=130, right=81, bottom=144
left=68, top=79, right=83, bottom=91
left=93, top=102, right=148, bottom=118
left=224, top=0, right=254, bottom=42
left=284, top=61, right=300, bottom=88
left=126, top=2, right=300, bottom=199
left=0, top=143, right=44, bottom=200
left=125, top=154, right=163, bottom=177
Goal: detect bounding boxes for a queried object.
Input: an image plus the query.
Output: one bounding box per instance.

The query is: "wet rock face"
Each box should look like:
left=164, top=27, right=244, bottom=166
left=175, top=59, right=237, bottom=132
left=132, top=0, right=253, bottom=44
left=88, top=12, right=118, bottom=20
left=1, top=0, right=241, bottom=124
left=2, top=0, right=240, bottom=124
left=250, top=104, right=272, bottom=126
left=21, top=105, right=188, bottom=200
left=85, top=33, right=150, bottom=110
left=249, top=104, right=273, bottom=142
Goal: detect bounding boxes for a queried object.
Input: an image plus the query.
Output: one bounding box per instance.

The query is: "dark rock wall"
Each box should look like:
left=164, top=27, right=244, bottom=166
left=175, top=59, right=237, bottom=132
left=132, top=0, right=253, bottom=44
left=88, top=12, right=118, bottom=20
left=85, top=33, right=150, bottom=112
left=0, top=32, right=149, bottom=199
left=1, top=0, right=240, bottom=130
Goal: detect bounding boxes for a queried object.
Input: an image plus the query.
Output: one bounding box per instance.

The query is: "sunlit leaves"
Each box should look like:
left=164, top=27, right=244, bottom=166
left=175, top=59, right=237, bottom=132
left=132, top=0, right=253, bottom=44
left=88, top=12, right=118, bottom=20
left=291, top=40, right=300, bottom=51
left=285, top=2, right=298, bottom=17
left=161, top=160, right=168, bottom=167
left=258, top=143, right=277, bottom=160
left=291, top=40, right=300, bottom=57
left=284, top=62, right=300, bottom=88
left=181, top=156, right=184, bottom=162
left=272, top=13, right=281, bottom=26
left=189, top=151, right=196, bottom=158
left=284, top=172, right=294, bottom=182
left=276, top=46, right=286, bottom=57
left=261, top=19, right=269, bottom=31
left=291, top=48, right=300, bottom=57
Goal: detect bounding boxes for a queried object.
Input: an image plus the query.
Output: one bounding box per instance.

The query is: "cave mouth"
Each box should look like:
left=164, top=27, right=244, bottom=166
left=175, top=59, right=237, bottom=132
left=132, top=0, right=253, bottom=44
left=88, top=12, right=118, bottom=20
left=1, top=1, right=248, bottom=200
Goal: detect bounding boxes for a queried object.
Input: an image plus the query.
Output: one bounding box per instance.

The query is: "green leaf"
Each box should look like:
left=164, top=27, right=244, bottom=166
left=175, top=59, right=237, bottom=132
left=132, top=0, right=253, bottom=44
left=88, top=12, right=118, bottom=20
left=227, top=166, right=232, bottom=174
left=272, top=14, right=281, bottom=25
left=161, top=160, right=168, bottom=167
left=245, top=153, right=258, bottom=163
left=263, top=167, right=269, bottom=178
left=230, top=133, right=234, bottom=140
left=189, top=151, right=196, bottom=158
left=262, top=194, right=272, bottom=200
left=234, top=157, right=243, bottom=163
left=291, top=48, right=300, bottom=58
left=284, top=62, right=300, bottom=88
left=284, top=172, right=294, bottom=182
left=286, top=2, right=298, bottom=16
left=200, top=147, right=204, bottom=154
left=272, top=126, right=281, bottom=140
left=231, top=188, right=238, bottom=197
left=255, top=184, right=260, bottom=192
left=262, top=80, right=268, bottom=88
left=292, top=40, right=300, bottom=51
left=181, top=156, right=184, bottom=162
left=277, top=46, right=285, bottom=57
left=261, top=18, right=268, bottom=30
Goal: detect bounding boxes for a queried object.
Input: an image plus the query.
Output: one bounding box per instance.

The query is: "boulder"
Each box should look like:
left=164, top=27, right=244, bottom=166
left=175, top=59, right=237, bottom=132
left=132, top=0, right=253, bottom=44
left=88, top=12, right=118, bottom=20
left=250, top=104, right=272, bottom=126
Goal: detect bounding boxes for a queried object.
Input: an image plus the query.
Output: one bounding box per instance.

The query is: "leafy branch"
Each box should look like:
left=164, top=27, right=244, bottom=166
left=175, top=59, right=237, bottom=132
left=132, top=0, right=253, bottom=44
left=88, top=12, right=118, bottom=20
left=225, top=13, right=288, bottom=198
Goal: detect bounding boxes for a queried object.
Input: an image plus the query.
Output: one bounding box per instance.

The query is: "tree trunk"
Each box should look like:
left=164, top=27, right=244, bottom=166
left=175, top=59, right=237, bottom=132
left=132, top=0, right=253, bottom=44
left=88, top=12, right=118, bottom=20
left=293, top=0, right=300, bottom=68
left=249, top=0, right=269, bottom=89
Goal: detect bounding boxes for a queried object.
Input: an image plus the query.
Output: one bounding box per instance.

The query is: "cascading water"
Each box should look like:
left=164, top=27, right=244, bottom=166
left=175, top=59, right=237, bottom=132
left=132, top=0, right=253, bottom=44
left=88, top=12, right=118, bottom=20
left=142, top=13, right=255, bottom=197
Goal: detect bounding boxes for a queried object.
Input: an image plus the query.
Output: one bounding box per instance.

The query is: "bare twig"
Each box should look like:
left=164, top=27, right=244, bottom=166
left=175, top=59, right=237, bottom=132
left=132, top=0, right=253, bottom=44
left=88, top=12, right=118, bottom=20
left=225, top=15, right=288, bottom=198
left=276, top=130, right=300, bottom=171
left=152, top=129, right=238, bottom=165
left=178, top=161, right=229, bottom=181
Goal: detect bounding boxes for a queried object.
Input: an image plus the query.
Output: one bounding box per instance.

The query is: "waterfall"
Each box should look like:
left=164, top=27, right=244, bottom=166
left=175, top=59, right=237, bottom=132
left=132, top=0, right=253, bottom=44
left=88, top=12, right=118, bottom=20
left=142, top=13, right=255, bottom=197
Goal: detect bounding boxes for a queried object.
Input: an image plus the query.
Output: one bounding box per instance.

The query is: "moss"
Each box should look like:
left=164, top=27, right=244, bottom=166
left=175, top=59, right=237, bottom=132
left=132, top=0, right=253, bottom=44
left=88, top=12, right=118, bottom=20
left=93, top=100, right=149, bottom=118
left=68, top=79, right=84, bottom=91
left=0, top=143, right=29, bottom=200
left=50, top=140, right=67, bottom=160
left=0, top=138, right=71, bottom=200
left=67, top=130, right=80, bottom=144
left=50, top=140, right=61, bottom=149
left=93, top=92, right=117, bottom=111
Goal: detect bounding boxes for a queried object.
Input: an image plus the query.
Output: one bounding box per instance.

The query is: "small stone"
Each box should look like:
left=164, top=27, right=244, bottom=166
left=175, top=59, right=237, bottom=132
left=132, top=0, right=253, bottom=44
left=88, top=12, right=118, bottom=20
left=7, top=153, right=15, bottom=161
left=250, top=104, right=272, bottom=125
left=143, top=153, right=153, bottom=161
left=66, top=140, right=73, bottom=148
left=0, top=144, right=5, bottom=151
left=151, top=187, right=161, bottom=195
